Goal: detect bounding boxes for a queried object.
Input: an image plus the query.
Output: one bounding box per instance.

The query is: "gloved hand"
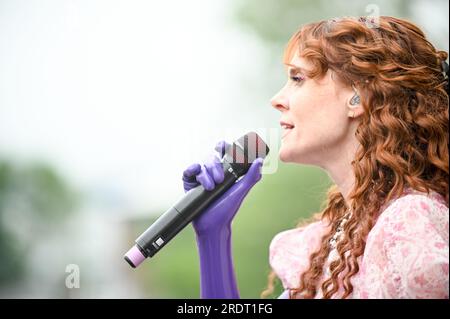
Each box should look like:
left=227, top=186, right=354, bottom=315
left=182, top=140, right=265, bottom=299
left=182, top=140, right=264, bottom=236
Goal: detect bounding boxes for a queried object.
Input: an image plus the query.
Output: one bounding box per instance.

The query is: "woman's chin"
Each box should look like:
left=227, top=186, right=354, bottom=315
left=279, top=147, right=295, bottom=163
left=279, top=132, right=301, bottom=162
left=279, top=139, right=307, bottom=164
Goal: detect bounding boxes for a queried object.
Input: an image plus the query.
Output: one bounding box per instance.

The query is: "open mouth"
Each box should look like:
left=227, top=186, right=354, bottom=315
left=280, top=121, right=295, bottom=138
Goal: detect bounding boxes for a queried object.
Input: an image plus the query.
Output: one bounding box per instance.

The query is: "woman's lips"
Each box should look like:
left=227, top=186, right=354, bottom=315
left=280, top=121, right=295, bottom=139
left=282, top=127, right=293, bottom=139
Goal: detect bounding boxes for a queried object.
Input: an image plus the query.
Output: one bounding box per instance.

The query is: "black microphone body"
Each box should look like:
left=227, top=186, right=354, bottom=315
left=124, top=132, right=269, bottom=267
left=136, top=160, right=237, bottom=258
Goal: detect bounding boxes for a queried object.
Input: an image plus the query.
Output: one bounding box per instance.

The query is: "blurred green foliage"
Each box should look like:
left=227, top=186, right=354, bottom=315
left=0, top=159, right=79, bottom=285
left=132, top=161, right=331, bottom=298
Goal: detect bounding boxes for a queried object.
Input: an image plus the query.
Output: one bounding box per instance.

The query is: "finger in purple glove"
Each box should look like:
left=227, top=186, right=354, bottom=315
left=214, top=140, right=228, bottom=157
left=241, top=157, right=264, bottom=184
left=196, top=165, right=216, bottom=191
left=182, top=163, right=202, bottom=192
left=205, top=154, right=224, bottom=185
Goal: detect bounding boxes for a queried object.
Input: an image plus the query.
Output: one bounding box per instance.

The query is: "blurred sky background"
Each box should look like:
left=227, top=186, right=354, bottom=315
left=0, top=0, right=448, bottom=298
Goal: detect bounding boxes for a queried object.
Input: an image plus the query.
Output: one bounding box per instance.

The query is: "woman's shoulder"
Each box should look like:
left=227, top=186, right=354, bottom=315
left=371, top=187, right=448, bottom=241
left=361, top=187, right=449, bottom=298
left=269, top=220, right=328, bottom=253
left=269, top=219, right=330, bottom=289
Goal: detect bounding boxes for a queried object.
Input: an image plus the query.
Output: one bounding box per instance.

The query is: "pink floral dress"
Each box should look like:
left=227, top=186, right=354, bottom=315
left=270, top=187, right=449, bottom=299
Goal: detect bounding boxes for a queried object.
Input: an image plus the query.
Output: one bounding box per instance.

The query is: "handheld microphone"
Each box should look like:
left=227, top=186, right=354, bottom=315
left=124, top=132, right=270, bottom=268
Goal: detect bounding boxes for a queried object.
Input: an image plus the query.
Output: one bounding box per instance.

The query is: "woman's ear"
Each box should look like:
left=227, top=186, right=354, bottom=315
left=347, top=84, right=364, bottom=119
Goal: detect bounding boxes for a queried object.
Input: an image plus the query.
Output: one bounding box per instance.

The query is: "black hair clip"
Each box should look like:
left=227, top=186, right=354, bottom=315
left=442, top=60, right=449, bottom=94
left=442, top=60, right=449, bottom=79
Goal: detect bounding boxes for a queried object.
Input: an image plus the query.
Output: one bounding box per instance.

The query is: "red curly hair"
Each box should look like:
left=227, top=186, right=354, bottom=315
left=262, top=16, right=449, bottom=299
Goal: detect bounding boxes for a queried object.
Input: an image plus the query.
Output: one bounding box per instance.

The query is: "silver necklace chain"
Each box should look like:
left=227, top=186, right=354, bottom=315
left=322, top=210, right=353, bottom=295
left=329, top=210, right=352, bottom=250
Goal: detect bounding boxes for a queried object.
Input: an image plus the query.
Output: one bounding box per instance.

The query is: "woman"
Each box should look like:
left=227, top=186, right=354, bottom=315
left=182, top=16, right=449, bottom=299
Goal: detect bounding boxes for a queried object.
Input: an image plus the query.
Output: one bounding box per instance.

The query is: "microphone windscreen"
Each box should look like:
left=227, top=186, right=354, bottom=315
left=225, top=132, right=270, bottom=173
left=237, top=132, right=270, bottom=162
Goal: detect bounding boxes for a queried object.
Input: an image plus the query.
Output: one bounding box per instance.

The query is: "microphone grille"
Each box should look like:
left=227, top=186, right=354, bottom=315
left=236, top=132, right=270, bottom=162
left=225, top=132, right=270, bottom=174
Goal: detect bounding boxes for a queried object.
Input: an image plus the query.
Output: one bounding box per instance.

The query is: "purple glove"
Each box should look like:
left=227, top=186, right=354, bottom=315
left=182, top=140, right=265, bottom=299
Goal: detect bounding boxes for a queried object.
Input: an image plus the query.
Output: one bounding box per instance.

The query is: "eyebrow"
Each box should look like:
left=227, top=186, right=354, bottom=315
left=285, top=63, right=307, bottom=74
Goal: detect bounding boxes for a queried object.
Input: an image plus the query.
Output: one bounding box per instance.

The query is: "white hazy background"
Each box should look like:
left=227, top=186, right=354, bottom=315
left=0, top=0, right=277, bottom=298
left=0, top=0, right=275, bottom=216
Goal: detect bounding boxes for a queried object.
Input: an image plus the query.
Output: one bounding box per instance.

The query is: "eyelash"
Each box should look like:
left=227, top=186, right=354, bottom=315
left=290, top=75, right=305, bottom=85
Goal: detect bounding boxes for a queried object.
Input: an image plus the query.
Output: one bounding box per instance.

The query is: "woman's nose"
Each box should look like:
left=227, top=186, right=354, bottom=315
left=270, top=89, right=289, bottom=112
